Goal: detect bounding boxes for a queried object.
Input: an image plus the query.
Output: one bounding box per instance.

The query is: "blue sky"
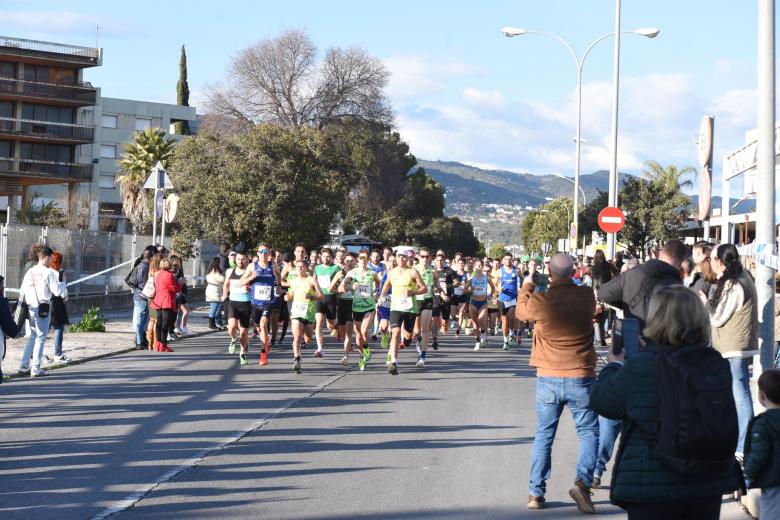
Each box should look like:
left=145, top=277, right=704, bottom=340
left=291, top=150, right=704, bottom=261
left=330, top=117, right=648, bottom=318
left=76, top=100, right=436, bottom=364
left=2, top=0, right=765, bottom=197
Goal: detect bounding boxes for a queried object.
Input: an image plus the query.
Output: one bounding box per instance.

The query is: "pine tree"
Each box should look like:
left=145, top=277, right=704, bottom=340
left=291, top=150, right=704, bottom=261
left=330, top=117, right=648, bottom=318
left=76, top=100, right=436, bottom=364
left=175, top=45, right=190, bottom=135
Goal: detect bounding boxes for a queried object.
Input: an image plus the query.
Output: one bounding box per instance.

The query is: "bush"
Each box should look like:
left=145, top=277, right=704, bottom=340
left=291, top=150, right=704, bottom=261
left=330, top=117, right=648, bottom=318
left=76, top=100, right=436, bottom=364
left=69, top=306, right=106, bottom=332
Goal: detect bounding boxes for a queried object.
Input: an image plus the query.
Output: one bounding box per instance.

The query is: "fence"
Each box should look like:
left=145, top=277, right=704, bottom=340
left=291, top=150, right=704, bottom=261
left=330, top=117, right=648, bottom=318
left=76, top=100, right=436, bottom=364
left=0, top=223, right=220, bottom=295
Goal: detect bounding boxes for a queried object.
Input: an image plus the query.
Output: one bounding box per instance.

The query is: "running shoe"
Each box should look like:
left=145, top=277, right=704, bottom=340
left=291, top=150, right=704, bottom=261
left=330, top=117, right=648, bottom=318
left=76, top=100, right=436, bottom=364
left=399, top=341, right=406, bottom=350
left=240, top=352, right=248, bottom=365
left=363, top=347, right=372, bottom=363
left=174, top=327, right=182, bottom=335
left=371, top=334, right=378, bottom=341
left=17, top=366, right=31, bottom=376
left=474, top=341, right=481, bottom=351
left=228, top=340, right=237, bottom=354
left=180, top=326, right=191, bottom=335
left=502, top=341, right=510, bottom=351
left=416, top=342, right=422, bottom=355
left=388, top=362, right=399, bottom=375
left=314, top=349, right=324, bottom=358
left=465, top=327, right=472, bottom=335
left=293, top=358, right=302, bottom=374
left=31, top=368, right=48, bottom=377
left=455, top=328, right=461, bottom=337
left=416, top=356, right=425, bottom=367
left=340, top=356, right=349, bottom=366
left=53, top=354, right=70, bottom=363
left=432, top=338, right=439, bottom=350
left=480, top=337, right=488, bottom=347
left=386, top=352, right=392, bottom=364
left=330, top=329, right=339, bottom=337
left=358, top=356, right=366, bottom=371
left=381, top=334, right=389, bottom=349
left=260, top=351, right=268, bottom=366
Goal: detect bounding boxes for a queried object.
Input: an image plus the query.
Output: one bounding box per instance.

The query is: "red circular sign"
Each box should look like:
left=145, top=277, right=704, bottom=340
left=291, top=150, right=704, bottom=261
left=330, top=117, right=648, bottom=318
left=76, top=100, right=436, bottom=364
left=598, top=206, right=625, bottom=234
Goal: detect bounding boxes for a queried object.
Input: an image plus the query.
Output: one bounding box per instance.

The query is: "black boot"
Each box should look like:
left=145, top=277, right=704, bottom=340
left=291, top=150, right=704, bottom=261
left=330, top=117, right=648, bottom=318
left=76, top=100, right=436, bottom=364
left=208, top=318, right=218, bottom=330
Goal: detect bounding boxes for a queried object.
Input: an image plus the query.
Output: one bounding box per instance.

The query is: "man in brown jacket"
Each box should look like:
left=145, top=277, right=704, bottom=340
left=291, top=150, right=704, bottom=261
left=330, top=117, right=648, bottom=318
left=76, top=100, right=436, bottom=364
left=516, top=253, right=598, bottom=514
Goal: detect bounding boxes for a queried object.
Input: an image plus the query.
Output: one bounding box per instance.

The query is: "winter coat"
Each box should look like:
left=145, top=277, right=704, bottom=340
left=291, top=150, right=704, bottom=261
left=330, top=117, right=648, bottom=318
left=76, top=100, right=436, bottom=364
left=744, top=409, right=780, bottom=489
left=151, top=270, right=180, bottom=311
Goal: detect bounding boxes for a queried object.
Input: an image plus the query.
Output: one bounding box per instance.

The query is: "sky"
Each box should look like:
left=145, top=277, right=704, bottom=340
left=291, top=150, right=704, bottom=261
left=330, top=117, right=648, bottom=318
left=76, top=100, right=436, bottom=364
left=1, top=0, right=766, bottom=198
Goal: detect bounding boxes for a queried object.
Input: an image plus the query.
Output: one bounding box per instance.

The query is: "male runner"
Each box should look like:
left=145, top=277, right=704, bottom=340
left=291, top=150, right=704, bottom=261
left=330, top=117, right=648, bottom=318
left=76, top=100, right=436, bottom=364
left=331, top=252, right=357, bottom=359
left=340, top=250, right=381, bottom=370
left=287, top=259, right=324, bottom=374
left=413, top=247, right=435, bottom=358
left=376, top=257, right=395, bottom=349
left=379, top=250, right=427, bottom=375
left=246, top=243, right=280, bottom=365
left=431, top=252, right=456, bottom=350
left=222, top=251, right=252, bottom=365
left=313, top=248, right=341, bottom=353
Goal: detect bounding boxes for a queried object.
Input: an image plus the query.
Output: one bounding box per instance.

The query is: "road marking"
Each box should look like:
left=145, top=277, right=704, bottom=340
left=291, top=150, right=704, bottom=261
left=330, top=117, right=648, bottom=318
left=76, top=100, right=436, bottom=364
left=89, top=371, right=351, bottom=519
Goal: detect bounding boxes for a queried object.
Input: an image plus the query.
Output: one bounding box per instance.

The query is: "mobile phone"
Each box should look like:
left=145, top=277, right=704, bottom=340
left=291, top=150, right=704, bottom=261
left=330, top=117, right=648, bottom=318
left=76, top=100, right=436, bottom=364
left=612, top=317, right=640, bottom=358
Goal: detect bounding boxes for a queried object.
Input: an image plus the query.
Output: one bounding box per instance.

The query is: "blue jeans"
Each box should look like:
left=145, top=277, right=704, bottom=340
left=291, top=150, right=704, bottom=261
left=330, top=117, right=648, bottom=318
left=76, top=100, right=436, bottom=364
left=209, top=302, right=223, bottom=324
left=529, top=377, right=599, bottom=497
left=133, top=298, right=149, bottom=345
left=728, top=357, right=753, bottom=454
left=52, top=323, right=64, bottom=356
left=595, top=416, right=622, bottom=477
left=20, top=307, right=51, bottom=371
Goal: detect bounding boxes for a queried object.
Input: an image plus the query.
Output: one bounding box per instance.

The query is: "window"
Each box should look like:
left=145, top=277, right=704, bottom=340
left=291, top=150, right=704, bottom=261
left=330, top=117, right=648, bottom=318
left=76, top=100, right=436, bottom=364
left=100, top=145, right=116, bottom=159
left=20, top=143, right=72, bottom=162
left=21, top=104, right=73, bottom=123
left=0, top=101, right=12, bottom=118
left=102, top=114, right=117, bottom=128
left=0, top=62, right=14, bottom=78
left=98, top=175, right=116, bottom=189
left=23, top=65, right=48, bottom=83
left=134, top=117, right=151, bottom=131
left=0, top=141, right=10, bottom=158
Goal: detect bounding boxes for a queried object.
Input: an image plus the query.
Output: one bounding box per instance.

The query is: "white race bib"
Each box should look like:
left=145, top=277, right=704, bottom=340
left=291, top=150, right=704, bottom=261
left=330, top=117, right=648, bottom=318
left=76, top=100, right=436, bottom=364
left=291, top=300, right=309, bottom=318
left=253, top=284, right=272, bottom=301
left=230, top=279, right=247, bottom=294
left=454, top=287, right=464, bottom=296
left=393, top=295, right=413, bottom=311
left=381, top=295, right=392, bottom=308
left=356, top=283, right=372, bottom=298
left=317, top=275, right=332, bottom=291
left=504, top=299, right=517, bottom=307
left=473, top=285, right=487, bottom=296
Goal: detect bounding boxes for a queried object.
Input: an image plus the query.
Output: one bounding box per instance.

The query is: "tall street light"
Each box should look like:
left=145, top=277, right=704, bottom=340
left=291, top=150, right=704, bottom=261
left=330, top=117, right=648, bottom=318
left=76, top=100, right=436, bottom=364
left=501, top=25, right=659, bottom=257
left=554, top=172, right=588, bottom=205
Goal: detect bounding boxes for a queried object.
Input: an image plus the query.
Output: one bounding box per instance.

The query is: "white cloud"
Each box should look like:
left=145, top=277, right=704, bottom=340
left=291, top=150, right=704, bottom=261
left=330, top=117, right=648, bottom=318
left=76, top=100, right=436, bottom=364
left=462, top=87, right=503, bottom=107
left=384, top=55, right=473, bottom=101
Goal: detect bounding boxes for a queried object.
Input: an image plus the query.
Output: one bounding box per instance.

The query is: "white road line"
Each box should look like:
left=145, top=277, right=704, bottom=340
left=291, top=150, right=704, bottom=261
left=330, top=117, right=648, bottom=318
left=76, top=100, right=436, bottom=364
left=89, top=371, right=351, bottom=520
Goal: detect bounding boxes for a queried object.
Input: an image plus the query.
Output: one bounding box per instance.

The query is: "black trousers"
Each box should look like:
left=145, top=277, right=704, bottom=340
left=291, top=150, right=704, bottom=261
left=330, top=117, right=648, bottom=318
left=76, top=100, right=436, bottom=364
left=625, top=496, right=721, bottom=520
left=156, top=309, right=176, bottom=346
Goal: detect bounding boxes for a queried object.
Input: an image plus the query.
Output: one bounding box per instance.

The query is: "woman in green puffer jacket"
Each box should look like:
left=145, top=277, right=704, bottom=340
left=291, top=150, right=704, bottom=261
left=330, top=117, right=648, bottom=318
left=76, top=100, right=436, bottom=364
left=589, top=285, right=742, bottom=519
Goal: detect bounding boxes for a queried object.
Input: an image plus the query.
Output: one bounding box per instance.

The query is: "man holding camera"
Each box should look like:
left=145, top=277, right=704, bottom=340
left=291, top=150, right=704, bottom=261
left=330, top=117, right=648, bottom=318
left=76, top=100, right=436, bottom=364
left=516, top=253, right=598, bottom=513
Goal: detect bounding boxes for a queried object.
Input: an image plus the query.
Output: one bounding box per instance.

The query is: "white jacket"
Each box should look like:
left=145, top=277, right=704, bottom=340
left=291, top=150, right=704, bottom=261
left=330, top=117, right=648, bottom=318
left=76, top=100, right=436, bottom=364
left=21, top=264, right=66, bottom=306
left=205, top=271, right=225, bottom=302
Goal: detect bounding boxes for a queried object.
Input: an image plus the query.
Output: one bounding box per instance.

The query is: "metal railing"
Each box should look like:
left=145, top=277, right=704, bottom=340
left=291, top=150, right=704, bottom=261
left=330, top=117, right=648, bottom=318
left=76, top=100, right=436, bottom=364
left=0, top=117, right=94, bottom=142
left=0, top=157, right=93, bottom=181
left=0, top=36, right=100, bottom=61
left=0, top=76, right=97, bottom=104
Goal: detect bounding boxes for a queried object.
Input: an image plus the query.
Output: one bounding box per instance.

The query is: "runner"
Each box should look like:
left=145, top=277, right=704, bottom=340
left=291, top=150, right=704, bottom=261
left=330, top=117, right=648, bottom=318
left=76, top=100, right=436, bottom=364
left=381, top=246, right=394, bottom=271
left=497, top=252, right=519, bottom=350
left=222, top=251, right=252, bottom=365
left=462, top=258, right=495, bottom=350
left=287, top=259, right=324, bottom=374
left=490, top=258, right=502, bottom=335
left=450, top=257, right=469, bottom=336
left=281, top=243, right=313, bottom=348
left=334, top=248, right=346, bottom=270
left=368, top=248, right=384, bottom=340
left=340, top=250, right=381, bottom=370
left=246, top=243, right=280, bottom=366
left=379, top=250, right=427, bottom=375
left=485, top=259, right=500, bottom=335
left=431, top=252, right=455, bottom=351
left=413, top=247, right=435, bottom=358
left=376, top=257, right=395, bottom=349
left=332, top=252, right=357, bottom=359
left=313, top=248, right=341, bottom=354
left=271, top=251, right=291, bottom=346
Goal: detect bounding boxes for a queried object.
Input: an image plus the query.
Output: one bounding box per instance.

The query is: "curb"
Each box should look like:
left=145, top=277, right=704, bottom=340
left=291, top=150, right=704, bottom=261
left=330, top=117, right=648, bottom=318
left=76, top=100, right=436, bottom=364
left=1, top=327, right=221, bottom=382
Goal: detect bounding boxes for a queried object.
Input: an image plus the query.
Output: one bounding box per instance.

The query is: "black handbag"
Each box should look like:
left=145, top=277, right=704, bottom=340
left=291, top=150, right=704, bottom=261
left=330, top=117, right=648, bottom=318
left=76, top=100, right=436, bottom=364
left=12, top=296, right=28, bottom=335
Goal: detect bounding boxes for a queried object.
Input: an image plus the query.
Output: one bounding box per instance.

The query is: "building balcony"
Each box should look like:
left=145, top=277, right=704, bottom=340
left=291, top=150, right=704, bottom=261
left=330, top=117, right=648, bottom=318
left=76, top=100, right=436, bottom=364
left=0, top=117, right=94, bottom=144
left=0, top=36, right=101, bottom=67
left=0, top=157, right=93, bottom=183
left=0, top=76, right=97, bottom=106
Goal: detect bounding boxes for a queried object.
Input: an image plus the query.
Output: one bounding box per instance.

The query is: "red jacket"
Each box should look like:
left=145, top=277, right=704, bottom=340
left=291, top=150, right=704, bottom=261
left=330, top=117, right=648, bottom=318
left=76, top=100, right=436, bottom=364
left=151, top=270, right=180, bottom=310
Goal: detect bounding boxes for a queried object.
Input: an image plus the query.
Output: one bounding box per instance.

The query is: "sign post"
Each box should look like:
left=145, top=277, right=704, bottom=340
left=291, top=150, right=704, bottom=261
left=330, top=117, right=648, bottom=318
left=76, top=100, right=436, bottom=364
left=143, top=161, right=173, bottom=245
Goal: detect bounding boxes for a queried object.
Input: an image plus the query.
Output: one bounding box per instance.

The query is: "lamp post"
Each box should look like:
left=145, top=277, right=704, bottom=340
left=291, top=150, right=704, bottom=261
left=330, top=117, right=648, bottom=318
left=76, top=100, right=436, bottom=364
left=554, top=172, right=588, bottom=205
left=502, top=25, right=659, bottom=257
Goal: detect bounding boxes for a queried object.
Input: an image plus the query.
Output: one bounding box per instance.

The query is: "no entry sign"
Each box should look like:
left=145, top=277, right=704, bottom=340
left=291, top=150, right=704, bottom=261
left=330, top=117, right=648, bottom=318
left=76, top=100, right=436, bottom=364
left=598, top=206, right=625, bottom=234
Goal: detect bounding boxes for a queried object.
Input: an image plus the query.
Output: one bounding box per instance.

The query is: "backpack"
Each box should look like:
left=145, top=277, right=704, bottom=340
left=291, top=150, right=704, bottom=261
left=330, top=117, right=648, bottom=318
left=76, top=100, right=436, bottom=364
left=654, top=344, right=739, bottom=476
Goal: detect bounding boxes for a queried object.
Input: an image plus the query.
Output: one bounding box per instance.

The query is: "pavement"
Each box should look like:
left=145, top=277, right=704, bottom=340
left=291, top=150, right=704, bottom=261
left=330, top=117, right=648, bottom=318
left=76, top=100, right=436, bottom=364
left=0, top=316, right=752, bottom=519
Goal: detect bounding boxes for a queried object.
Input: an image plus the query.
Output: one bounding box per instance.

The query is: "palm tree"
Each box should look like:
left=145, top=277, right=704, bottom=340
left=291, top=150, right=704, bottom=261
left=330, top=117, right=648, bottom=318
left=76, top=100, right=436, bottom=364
left=642, top=160, right=695, bottom=192
left=116, top=127, right=175, bottom=231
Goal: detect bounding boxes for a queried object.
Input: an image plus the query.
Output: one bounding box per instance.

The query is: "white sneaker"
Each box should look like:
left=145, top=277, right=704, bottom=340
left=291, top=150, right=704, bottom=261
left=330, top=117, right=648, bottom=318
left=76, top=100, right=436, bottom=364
left=167, top=333, right=177, bottom=342
left=340, top=356, right=349, bottom=366
left=174, top=327, right=182, bottom=335
left=480, top=338, right=487, bottom=347
left=416, top=357, right=425, bottom=367
left=53, top=354, right=70, bottom=363
left=474, top=341, right=481, bottom=351
left=180, top=326, right=191, bottom=335
left=31, top=368, right=47, bottom=377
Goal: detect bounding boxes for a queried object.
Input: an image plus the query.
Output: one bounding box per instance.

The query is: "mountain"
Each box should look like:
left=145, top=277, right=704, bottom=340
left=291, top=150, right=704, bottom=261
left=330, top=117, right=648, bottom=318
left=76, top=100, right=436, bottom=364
left=416, top=159, right=625, bottom=207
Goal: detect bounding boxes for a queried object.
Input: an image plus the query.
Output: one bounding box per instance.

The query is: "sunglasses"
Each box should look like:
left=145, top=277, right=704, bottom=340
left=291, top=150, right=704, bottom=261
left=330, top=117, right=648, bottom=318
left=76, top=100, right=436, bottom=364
left=258, top=249, right=269, bottom=254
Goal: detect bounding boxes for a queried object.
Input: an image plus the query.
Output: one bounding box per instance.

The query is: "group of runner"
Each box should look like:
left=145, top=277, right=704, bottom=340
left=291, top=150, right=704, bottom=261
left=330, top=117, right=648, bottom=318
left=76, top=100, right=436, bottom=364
left=220, top=243, right=549, bottom=375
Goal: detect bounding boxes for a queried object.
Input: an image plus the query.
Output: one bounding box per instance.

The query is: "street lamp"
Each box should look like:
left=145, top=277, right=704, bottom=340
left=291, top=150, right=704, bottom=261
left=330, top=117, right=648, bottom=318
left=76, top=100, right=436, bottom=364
left=502, top=25, right=659, bottom=257
left=554, top=173, right=588, bottom=205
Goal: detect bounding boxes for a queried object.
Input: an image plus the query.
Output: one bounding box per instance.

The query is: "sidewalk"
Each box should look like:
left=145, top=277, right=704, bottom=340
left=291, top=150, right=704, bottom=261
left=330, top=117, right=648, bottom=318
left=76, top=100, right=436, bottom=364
left=1, top=302, right=219, bottom=380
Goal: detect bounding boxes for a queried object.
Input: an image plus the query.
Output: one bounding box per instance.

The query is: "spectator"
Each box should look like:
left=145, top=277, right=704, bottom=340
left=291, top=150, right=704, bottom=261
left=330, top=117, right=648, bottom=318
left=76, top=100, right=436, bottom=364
left=0, top=275, right=19, bottom=383
left=589, top=286, right=742, bottom=519
left=151, top=258, right=180, bottom=352
left=205, top=257, right=225, bottom=330
left=218, top=242, right=231, bottom=273
left=18, top=246, right=66, bottom=377
left=129, top=248, right=153, bottom=349
left=49, top=251, right=70, bottom=362
left=145, top=255, right=161, bottom=351
left=591, top=250, right=612, bottom=348
left=709, top=243, right=758, bottom=459
left=743, top=369, right=780, bottom=518
left=690, top=241, right=715, bottom=302
left=156, top=245, right=168, bottom=259
left=170, top=255, right=190, bottom=336
left=681, top=257, right=695, bottom=287
left=515, top=253, right=598, bottom=513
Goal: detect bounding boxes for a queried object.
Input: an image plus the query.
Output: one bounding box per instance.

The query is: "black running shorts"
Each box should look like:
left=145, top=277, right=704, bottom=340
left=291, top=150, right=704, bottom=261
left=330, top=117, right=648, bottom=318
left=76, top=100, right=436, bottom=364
left=389, top=310, right=415, bottom=332
left=228, top=301, right=252, bottom=328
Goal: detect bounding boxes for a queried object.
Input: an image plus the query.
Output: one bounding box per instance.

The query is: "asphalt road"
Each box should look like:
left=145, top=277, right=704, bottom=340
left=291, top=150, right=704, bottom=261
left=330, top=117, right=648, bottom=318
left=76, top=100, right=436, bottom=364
left=0, top=329, right=747, bottom=519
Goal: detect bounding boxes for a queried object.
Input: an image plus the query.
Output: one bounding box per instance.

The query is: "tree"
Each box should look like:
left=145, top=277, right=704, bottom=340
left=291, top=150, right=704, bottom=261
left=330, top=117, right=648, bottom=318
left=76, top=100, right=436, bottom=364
left=116, top=127, right=175, bottom=231
left=488, top=242, right=508, bottom=259
left=206, top=28, right=392, bottom=132
left=617, top=161, right=692, bottom=258
left=174, top=44, right=190, bottom=135
left=521, top=198, right=572, bottom=254
left=168, top=125, right=354, bottom=250
left=579, top=190, right=609, bottom=245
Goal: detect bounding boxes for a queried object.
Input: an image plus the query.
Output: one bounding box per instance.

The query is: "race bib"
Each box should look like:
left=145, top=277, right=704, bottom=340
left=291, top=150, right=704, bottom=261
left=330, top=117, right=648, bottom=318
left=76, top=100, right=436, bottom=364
left=473, top=285, right=487, bottom=296
left=454, top=287, right=464, bottom=296
left=317, top=275, right=332, bottom=291
left=504, top=299, right=517, bottom=307
left=356, top=283, right=372, bottom=298
left=393, top=295, right=413, bottom=311
left=291, top=300, right=309, bottom=318
left=230, top=279, right=247, bottom=294
left=253, top=284, right=272, bottom=301
left=381, top=295, right=392, bottom=308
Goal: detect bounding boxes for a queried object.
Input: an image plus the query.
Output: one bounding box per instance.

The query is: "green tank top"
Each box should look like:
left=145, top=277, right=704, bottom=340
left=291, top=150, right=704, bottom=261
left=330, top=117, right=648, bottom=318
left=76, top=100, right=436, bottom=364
left=314, top=264, right=341, bottom=295
left=348, top=268, right=375, bottom=312
left=416, top=265, right=434, bottom=300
